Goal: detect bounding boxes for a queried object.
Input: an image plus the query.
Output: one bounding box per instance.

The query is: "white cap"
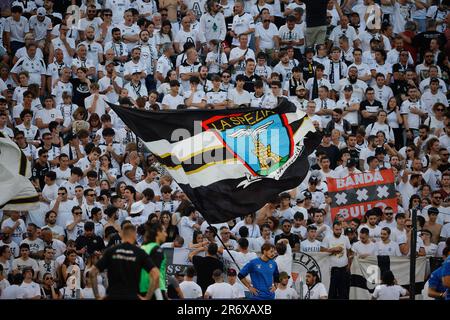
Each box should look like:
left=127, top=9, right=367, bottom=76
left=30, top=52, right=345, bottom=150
left=37, top=7, right=46, bottom=16
left=130, top=202, right=145, bottom=215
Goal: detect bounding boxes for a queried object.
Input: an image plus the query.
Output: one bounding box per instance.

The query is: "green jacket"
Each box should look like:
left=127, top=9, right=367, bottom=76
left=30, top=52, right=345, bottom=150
left=140, top=242, right=167, bottom=293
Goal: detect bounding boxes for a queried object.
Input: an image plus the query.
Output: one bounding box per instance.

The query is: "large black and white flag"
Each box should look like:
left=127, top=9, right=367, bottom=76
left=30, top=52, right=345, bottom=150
left=350, top=256, right=427, bottom=299
left=109, top=99, right=321, bottom=223
left=0, top=132, right=39, bottom=210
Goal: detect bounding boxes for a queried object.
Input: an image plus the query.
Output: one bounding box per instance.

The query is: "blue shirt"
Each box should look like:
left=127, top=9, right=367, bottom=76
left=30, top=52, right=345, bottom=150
left=428, top=266, right=445, bottom=295
left=238, top=257, right=279, bottom=300
left=442, top=256, right=450, bottom=300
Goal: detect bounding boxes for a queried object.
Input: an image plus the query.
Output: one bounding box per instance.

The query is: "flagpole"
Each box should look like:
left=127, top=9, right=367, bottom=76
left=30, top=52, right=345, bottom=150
left=208, top=223, right=242, bottom=272
left=409, top=208, right=417, bottom=300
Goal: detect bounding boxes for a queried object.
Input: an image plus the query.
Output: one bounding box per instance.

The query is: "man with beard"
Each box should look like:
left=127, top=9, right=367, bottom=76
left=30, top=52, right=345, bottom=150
left=139, top=30, right=158, bottom=92
left=424, top=191, right=450, bottom=226
left=348, top=48, right=371, bottom=83
left=337, top=66, right=368, bottom=102
left=336, top=85, right=360, bottom=132
left=321, top=222, right=352, bottom=299
left=290, top=85, right=309, bottom=111
left=104, top=28, right=129, bottom=76
left=238, top=243, right=279, bottom=300
left=198, top=65, right=213, bottom=92
left=98, top=61, right=124, bottom=104
left=124, top=47, right=146, bottom=83
left=80, top=26, right=104, bottom=67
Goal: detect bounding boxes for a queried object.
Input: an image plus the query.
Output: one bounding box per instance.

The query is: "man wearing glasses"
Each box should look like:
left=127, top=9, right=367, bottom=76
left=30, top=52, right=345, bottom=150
left=77, top=4, right=103, bottom=41
left=66, top=206, right=86, bottom=241
left=50, top=187, right=78, bottom=228
left=379, top=207, right=397, bottom=230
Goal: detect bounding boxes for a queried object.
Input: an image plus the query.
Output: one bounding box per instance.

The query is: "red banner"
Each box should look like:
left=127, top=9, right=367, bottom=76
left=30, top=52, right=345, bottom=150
left=327, top=169, right=397, bottom=222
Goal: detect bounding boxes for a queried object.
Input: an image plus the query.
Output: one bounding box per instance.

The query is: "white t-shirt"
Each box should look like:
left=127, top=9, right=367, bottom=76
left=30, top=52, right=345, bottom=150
left=1, top=218, right=26, bottom=245
left=161, top=94, right=185, bottom=110
left=321, top=234, right=351, bottom=267
left=205, top=282, right=234, bottom=299
left=179, top=216, right=196, bottom=247
left=275, top=286, right=299, bottom=299
left=357, top=224, right=382, bottom=241
left=302, top=282, right=328, bottom=299
left=228, top=88, right=251, bottom=106
left=180, top=280, right=203, bottom=299
left=300, top=239, right=322, bottom=253
left=372, top=284, right=406, bottom=300
left=351, top=240, right=377, bottom=256
left=0, top=285, right=22, bottom=299
left=255, top=22, right=279, bottom=50
left=375, top=240, right=401, bottom=256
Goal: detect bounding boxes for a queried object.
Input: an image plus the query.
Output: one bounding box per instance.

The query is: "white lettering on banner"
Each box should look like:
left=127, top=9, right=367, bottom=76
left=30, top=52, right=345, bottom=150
left=336, top=172, right=384, bottom=189
left=337, top=202, right=388, bottom=219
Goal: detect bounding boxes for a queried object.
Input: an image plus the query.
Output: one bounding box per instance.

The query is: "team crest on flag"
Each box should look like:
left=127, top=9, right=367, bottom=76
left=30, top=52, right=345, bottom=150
left=202, top=110, right=299, bottom=188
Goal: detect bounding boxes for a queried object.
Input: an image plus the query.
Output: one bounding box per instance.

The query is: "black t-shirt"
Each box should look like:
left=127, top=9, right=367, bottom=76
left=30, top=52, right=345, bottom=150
left=31, top=161, right=50, bottom=190
left=316, top=144, right=341, bottom=169
left=243, top=74, right=261, bottom=93
left=303, top=0, right=328, bottom=27
left=71, top=78, right=91, bottom=108
left=359, top=100, right=383, bottom=127
left=96, top=242, right=155, bottom=299
left=299, top=59, right=318, bottom=82
left=192, top=255, right=224, bottom=294
left=274, top=233, right=301, bottom=248
left=75, top=234, right=105, bottom=255
left=390, top=80, right=408, bottom=98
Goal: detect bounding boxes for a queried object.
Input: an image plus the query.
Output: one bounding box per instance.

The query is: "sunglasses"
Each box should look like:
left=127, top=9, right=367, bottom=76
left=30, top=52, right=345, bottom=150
left=385, top=212, right=393, bottom=216
left=222, top=75, right=230, bottom=78
left=103, top=13, right=112, bottom=16
left=74, top=212, right=82, bottom=215
left=405, top=225, right=412, bottom=228
left=45, top=277, right=54, bottom=280
left=437, top=108, right=444, bottom=111
left=58, top=193, right=66, bottom=195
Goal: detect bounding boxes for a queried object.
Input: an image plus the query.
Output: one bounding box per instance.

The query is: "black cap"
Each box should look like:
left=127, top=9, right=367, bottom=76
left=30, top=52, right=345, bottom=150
left=347, top=158, right=357, bottom=167
left=344, top=227, right=355, bottom=235
left=323, top=130, right=332, bottom=137
left=344, top=85, right=353, bottom=91
left=84, top=221, right=95, bottom=231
